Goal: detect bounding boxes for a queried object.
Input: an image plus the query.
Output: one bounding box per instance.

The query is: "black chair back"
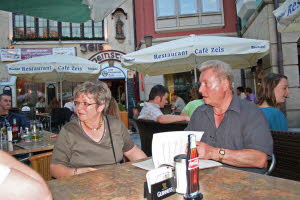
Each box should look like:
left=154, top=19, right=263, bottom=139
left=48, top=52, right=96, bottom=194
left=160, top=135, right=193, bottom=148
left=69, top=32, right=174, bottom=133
left=134, top=118, right=187, bottom=156
left=51, top=108, right=73, bottom=132
left=270, top=130, right=300, bottom=181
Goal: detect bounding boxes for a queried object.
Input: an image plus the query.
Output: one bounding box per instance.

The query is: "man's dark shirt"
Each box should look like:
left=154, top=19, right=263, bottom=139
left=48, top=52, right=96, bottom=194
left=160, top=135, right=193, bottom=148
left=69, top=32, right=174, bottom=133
left=185, top=95, right=273, bottom=174
left=0, top=112, right=29, bottom=128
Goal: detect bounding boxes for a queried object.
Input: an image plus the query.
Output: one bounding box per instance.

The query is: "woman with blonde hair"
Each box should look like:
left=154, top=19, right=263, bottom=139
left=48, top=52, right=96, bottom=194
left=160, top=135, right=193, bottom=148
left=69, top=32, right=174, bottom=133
left=257, top=73, right=291, bottom=130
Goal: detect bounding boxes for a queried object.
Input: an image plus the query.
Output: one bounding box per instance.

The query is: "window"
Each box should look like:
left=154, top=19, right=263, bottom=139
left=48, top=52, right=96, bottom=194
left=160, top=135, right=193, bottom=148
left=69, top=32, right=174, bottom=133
left=154, top=0, right=223, bottom=32
left=157, top=0, right=175, bottom=17
left=156, top=0, right=221, bottom=17
left=71, top=23, right=81, bottom=38
left=14, top=14, right=24, bottom=38
left=38, top=18, right=48, bottom=38
left=12, top=14, right=104, bottom=41
left=202, top=0, right=220, bottom=13
left=25, top=16, right=35, bottom=38
left=179, top=0, right=197, bottom=15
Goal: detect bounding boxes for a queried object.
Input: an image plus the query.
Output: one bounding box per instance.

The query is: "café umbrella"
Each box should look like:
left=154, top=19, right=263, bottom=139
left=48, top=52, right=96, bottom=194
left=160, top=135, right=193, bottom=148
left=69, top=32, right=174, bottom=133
left=7, top=54, right=101, bottom=107
left=121, top=35, right=270, bottom=82
left=273, top=0, right=300, bottom=33
left=0, top=0, right=127, bottom=23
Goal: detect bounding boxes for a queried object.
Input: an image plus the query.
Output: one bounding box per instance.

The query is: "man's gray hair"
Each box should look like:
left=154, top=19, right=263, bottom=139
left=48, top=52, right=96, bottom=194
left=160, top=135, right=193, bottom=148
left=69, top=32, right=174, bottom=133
left=74, top=81, right=111, bottom=113
left=197, top=60, right=234, bottom=90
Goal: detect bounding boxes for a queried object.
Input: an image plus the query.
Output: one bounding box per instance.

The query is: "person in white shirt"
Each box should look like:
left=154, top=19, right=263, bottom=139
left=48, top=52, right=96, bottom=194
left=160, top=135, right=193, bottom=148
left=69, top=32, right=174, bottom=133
left=138, top=85, right=190, bottom=123
left=236, top=86, right=246, bottom=99
left=64, top=97, right=76, bottom=114
left=0, top=150, right=52, bottom=200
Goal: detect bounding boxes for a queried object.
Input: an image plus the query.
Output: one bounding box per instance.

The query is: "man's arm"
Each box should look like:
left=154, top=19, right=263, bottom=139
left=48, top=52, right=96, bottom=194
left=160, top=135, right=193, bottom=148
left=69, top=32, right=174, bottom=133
left=156, top=115, right=190, bottom=124
left=196, top=142, right=268, bottom=168
left=0, top=151, right=52, bottom=200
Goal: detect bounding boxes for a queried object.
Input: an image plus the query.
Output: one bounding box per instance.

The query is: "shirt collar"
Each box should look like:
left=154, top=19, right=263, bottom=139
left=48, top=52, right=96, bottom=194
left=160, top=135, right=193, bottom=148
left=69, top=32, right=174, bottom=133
left=145, top=102, right=160, bottom=108
left=199, top=94, right=241, bottom=114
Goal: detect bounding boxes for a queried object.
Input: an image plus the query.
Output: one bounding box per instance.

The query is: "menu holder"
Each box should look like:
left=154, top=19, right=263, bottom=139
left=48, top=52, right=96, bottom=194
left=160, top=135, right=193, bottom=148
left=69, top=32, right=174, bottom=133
left=144, top=177, right=176, bottom=200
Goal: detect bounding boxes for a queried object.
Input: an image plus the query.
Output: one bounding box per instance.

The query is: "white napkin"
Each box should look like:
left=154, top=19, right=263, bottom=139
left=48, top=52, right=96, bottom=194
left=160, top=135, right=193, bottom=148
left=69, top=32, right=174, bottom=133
left=152, top=131, right=204, bottom=168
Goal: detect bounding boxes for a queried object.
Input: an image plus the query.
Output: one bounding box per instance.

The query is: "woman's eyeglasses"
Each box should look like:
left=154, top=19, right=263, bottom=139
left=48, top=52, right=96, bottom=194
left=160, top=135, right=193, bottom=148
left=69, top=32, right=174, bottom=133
left=74, top=101, right=98, bottom=108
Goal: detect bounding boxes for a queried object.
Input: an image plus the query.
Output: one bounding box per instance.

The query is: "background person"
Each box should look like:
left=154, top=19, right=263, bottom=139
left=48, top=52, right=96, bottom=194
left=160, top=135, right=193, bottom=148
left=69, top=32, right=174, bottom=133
left=245, top=87, right=257, bottom=103
left=107, top=97, right=121, bottom=119
left=0, top=93, right=29, bottom=128
left=236, top=86, right=246, bottom=99
left=0, top=150, right=52, bottom=200
left=138, top=85, right=190, bottom=123
left=181, top=87, right=204, bottom=117
left=35, top=96, right=46, bottom=108
left=46, top=97, right=59, bottom=114
left=257, top=73, right=290, bottom=131
left=171, top=91, right=186, bottom=113
left=185, top=60, right=273, bottom=174
left=50, top=81, right=146, bottom=178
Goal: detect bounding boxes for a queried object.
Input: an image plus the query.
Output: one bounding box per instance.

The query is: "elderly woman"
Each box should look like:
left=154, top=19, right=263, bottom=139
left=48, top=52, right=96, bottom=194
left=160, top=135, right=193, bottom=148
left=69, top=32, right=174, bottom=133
left=50, top=81, right=147, bottom=178
left=257, top=73, right=291, bottom=130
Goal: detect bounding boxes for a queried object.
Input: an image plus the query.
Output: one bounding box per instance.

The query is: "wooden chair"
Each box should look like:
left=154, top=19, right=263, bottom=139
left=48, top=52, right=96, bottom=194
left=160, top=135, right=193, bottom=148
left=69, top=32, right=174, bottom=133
left=29, top=152, right=53, bottom=181
left=134, top=118, right=188, bottom=156
left=270, top=130, right=300, bottom=181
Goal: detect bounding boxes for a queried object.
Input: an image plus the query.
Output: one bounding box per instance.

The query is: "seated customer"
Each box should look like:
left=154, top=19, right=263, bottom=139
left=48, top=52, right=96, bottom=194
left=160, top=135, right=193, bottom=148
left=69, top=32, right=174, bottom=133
left=50, top=81, right=147, bottom=178
left=138, top=85, right=190, bottom=123
left=171, top=92, right=186, bottom=112
left=257, top=73, right=290, bottom=131
left=0, top=93, right=29, bottom=128
left=185, top=60, right=273, bottom=174
left=0, top=150, right=52, bottom=200
left=35, top=96, right=47, bottom=109
left=181, top=87, right=205, bottom=117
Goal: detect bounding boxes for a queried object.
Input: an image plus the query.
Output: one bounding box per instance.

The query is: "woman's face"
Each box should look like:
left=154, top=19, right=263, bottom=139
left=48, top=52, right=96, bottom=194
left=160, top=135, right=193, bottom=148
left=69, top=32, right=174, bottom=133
left=75, top=93, right=104, bottom=122
left=274, top=78, right=290, bottom=103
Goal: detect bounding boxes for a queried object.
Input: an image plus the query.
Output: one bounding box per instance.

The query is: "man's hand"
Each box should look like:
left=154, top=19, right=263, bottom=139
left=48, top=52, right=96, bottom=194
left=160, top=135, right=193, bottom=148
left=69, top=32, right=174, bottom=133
left=196, top=141, right=218, bottom=160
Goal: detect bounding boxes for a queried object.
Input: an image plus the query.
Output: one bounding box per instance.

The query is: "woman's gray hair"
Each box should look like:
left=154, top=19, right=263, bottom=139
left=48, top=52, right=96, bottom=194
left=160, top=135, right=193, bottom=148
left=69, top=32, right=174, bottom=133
left=197, top=60, right=234, bottom=90
left=74, top=81, right=111, bottom=113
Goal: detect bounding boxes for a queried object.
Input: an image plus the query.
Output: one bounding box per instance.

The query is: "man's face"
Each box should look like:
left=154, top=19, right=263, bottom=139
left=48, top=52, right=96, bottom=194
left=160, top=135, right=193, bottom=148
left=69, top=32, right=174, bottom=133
left=236, top=89, right=241, bottom=95
left=0, top=95, right=12, bottom=112
left=158, top=93, right=169, bottom=108
left=199, top=68, right=227, bottom=106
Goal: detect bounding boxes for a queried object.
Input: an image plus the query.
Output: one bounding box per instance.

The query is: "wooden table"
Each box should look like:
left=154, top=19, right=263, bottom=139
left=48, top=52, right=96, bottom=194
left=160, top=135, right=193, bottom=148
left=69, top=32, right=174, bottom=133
left=48, top=161, right=300, bottom=200
left=1, top=131, right=56, bottom=156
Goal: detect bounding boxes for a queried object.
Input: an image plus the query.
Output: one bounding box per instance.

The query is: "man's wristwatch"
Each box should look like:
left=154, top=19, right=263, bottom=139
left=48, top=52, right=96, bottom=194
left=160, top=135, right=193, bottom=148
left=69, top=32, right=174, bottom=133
left=219, top=148, right=225, bottom=162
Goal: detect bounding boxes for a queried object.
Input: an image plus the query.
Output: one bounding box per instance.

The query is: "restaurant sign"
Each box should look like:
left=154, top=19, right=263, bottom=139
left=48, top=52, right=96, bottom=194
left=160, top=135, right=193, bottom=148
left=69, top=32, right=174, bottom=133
left=0, top=49, right=21, bottom=61
left=89, top=50, right=125, bottom=64
left=99, top=66, right=127, bottom=79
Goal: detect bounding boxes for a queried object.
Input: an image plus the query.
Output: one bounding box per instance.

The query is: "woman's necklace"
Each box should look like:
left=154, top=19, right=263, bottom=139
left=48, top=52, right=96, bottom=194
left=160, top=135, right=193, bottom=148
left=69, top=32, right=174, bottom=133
left=83, top=118, right=104, bottom=132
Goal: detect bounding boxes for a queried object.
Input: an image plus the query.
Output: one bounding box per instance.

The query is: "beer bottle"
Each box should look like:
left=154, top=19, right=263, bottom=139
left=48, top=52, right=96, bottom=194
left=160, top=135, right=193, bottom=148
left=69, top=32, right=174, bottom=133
left=185, top=134, right=202, bottom=200
left=12, top=118, right=19, bottom=142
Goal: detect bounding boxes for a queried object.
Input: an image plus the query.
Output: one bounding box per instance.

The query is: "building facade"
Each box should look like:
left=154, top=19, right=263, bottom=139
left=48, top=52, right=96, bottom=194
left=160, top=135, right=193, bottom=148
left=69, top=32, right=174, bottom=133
left=134, top=0, right=240, bottom=102
left=0, top=0, right=136, bottom=112
left=237, top=0, right=300, bottom=127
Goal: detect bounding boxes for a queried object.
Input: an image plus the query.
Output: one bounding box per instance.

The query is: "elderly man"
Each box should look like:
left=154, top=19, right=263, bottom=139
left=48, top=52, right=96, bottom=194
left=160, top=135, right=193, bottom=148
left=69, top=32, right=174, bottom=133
left=0, top=93, right=29, bottom=128
left=138, top=85, right=190, bottom=123
left=185, top=60, right=273, bottom=174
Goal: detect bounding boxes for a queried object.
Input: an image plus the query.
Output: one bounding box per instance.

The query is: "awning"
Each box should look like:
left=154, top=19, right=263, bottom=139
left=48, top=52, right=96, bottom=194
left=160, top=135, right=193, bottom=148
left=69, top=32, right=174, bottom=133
left=0, top=0, right=127, bottom=23
left=273, top=0, right=300, bottom=32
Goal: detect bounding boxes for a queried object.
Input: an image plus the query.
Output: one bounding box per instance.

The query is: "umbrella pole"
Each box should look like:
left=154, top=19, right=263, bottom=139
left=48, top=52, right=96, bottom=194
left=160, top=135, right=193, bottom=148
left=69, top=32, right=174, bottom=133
left=194, top=66, right=198, bottom=83
left=60, top=79, right=63, bottom=107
